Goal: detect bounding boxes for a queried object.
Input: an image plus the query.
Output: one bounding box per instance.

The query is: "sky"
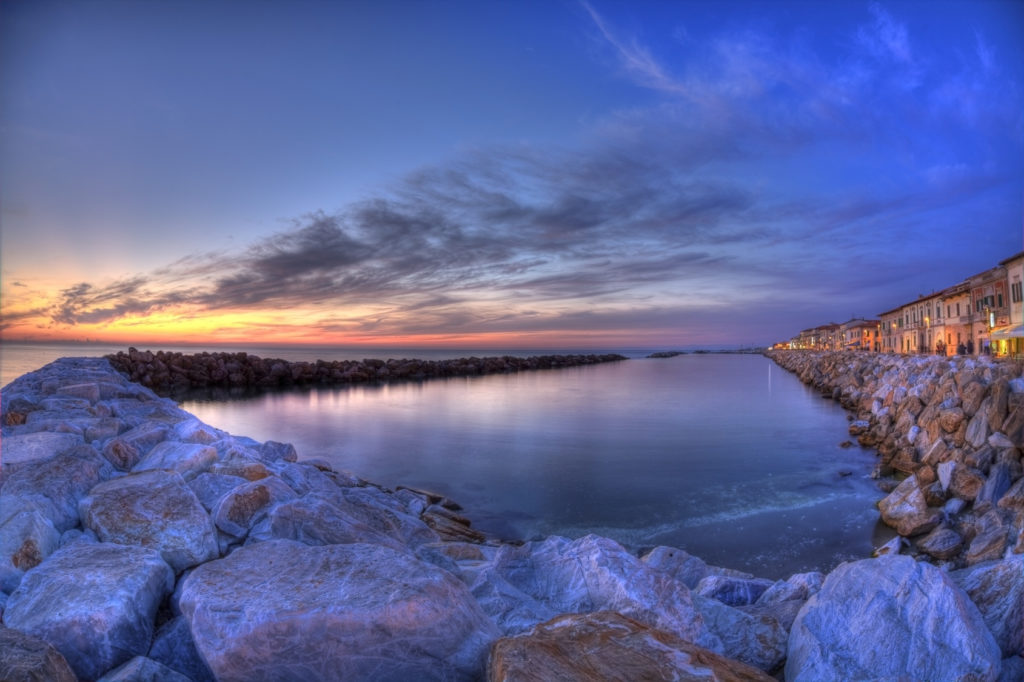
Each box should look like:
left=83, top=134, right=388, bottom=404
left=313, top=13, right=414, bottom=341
left=2, top=0, right=1023, bottom=349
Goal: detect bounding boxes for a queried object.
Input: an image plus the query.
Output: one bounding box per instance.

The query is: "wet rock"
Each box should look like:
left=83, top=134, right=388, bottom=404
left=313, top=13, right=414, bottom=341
left=178, top=539, right=498, bottom=681
left=79, top=469, right=220, bottom=572
left=0, top=510, right=60, bottom=593
left=0, top=625, right=77, bottom=682
left=97, top=656, right=191, bottom=682
left=786, top=556, right=1001, bottom=681
left=877, top=475, right=941, bottom=536
left=487, top=611, right=773, bottom=682
left=3, top=542, right=174, bottom=680
left=133, top=441, right=217, bottom=480
left=951, top=557, right=1024, bottom=658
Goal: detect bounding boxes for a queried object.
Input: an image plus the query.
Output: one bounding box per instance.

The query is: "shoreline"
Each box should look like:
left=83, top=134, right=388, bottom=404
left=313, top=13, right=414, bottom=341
left=1, top=354, right=1021, bottom=680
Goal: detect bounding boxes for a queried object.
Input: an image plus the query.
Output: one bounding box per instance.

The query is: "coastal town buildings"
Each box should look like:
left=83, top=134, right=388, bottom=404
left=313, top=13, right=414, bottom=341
left=782, top=250, right=1024, bottom=358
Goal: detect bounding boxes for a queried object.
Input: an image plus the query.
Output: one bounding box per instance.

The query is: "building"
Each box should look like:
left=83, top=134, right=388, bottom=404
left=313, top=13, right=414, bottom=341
left=993, top=252, right=1024, bottom=357
left=840, top=318, right=880, bottom=351
left=967, top=265, right=1009, bottom=355
left=940, top=283, right=971, bottom=355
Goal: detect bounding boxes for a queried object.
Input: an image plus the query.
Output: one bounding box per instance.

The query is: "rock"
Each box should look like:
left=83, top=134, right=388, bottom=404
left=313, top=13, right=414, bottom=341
left=79, top=469, right=220, bottom=572
left=998, top=476, right=1024, bottom=510
left=97, top=656, right=192, bottom=682
left=0, top=510, right=60, bottom=593
left=951, top=557, right=1024, bottom=658
left=695, top=595, right=788, bottom=671
left=641, top=545, right=752, bottom=589
left=872, top=535, right=904, bottom=557
left=975, top=462, right=1013, bottom=513
left=967, top=411, right=993, bottom=449
left=178, top=539, right=498, bottom=681
left=471, top=535, right=718, bottom=650
left=1000, top=656, right=1024, bottom=682
left=939, top=407, right=966, bottom=433
left=0, top=444, right=113, bottom=531
left=877, top=475, right=941, bottom=536
left=0, top=625, right=77, bottom=682
left=988, top=379, right=1010, bottom=432
left=916, top=526, right=963, bottom=560
left=922, top=438, right=949, bottom=466
left=3, top=542, right=174, bottom=680
left=694, top=574, right=775, bottom=606
left=786, top=556, right=1001, bottom=681
left=132, top=441, right=218, bottom=480
left=756, top=572, right=824, bottom=605
left=187, top=472, right=248, bottom=511
left=211, top=476, right=297, bottom=539
left=966, top=510, right=1011, bottom=565
left=938, top=460, right=956, bottom=491
left=1, top=432, right=83, bottom=473
left=487, top=611, right=773, bottom=682
left=951, top=465, right=987, bottom=501
left=101, top=421, right=170, bottom=469
left=990, top=432, right=1016, bottom=449
left=248, top=492, right=408, bottom=550
left=148, top=616, right=216, bottom=682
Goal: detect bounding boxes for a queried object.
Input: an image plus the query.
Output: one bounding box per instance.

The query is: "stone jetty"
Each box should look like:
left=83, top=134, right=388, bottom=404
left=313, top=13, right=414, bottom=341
left=1, top=355, right=1022, bottom=680
left=105, top=348, right=627, bottom=393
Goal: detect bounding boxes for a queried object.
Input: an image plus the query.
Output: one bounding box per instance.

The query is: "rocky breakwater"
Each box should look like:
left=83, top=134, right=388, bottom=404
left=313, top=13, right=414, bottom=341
left=1, top=357, right=1022, bottom=680
left=767, top=349, right=1024, bottom=572
left=106, top=348, right=626, bottom=394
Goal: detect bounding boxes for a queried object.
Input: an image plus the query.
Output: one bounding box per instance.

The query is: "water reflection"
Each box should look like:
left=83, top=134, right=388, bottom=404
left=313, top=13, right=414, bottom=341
left=182, top=354, right=884, bottom=579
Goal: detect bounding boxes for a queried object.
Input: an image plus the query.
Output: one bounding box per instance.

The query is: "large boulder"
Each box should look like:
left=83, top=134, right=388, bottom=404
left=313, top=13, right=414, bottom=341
left=951, top=557, right=1024, bottom=657
left=786, top=556, right=1001, bottom=681
left=695, top=595, right=788, bottom=671
left=211, top=476, right=297, bottom=539
left=177, top=539, right=498, bottom=681
left=1, top=432, right=83, bottom=473
left=469, top=534, right=718, bottom=650
left=79, top=469, right=219, bottom=572
left=0, top=510, right=60, bottom=593
left=3, top=542, right=174, bottom=680
left=96, top=656, right=191, bottom=682
left=132, top=441, right=217, bottom=480
left=0, top=626, right=77, bottom=682
left=0, top=444, right=113, bottom=531
left=877, top=475, right=941, bottom=536
left=487, top=611, right=773, bottom=682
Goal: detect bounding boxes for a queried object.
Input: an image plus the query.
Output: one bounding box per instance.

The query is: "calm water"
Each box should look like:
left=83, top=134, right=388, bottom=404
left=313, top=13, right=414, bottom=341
left=1, top=343, right=886, bottom=578
left=180, top=354, right=885, bottom=578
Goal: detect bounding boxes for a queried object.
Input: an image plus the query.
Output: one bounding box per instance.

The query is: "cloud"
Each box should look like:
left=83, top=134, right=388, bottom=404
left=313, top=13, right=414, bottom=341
left=22, top=2, right=1024, bottom=344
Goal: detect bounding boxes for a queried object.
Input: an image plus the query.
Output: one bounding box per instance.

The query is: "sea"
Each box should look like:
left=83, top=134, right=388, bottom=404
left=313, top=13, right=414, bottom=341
left=1, top=341, right=888, bottom=579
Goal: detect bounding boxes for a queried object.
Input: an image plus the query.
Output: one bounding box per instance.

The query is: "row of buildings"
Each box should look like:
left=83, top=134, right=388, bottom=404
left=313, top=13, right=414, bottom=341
left=779, top=251, right=1024, bottom=358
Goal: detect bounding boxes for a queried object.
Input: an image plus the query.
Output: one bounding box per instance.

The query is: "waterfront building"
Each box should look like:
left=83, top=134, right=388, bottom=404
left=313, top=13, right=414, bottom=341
left=940, top=283, right=972, bottom=355
left=994, top=252, right=1024, bottom=357
left=879, top=307, right=900, bottom=353
left=967, top=265, right=1009, bottom=355
left=840, top=318, right=880, bottom=351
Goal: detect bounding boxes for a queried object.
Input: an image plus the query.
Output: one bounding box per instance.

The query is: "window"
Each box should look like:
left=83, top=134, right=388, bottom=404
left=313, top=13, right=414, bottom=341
left=998, top=293, right=1003, bottom=307
left=1013, top=281, right=1023, bottom=303
left=956, top=303, right=961, bottom=316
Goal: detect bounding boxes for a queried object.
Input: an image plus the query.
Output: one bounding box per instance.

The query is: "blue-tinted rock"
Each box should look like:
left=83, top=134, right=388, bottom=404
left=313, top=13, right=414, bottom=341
left=4, top=542, right=174, bottom=680
left=0, top=625, right=77, bottom=682
left=148, top=616, right=216, bottom=682
left=178, top=539, right=498, bottom=681
left=786, top=556, right=1001, bottom=681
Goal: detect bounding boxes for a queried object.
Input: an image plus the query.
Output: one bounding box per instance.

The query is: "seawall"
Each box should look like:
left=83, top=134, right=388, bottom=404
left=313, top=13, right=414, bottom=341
left=767, top=350, right=1024, bottom=565
left=1, top=356, right=1021, bottom=680
left=105, top=348, right=627, bottom=394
